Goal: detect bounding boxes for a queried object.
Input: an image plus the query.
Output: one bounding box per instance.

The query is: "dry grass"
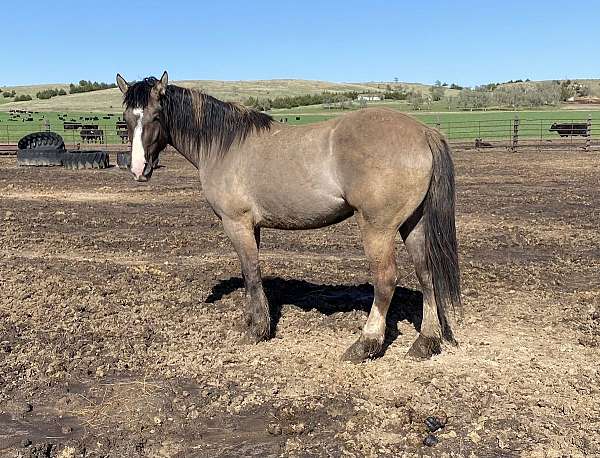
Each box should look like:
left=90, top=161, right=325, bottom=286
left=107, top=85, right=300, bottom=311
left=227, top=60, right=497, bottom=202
left=0, top=79, right=453, bottom=112
left=68, top=378, right=167, bottom=431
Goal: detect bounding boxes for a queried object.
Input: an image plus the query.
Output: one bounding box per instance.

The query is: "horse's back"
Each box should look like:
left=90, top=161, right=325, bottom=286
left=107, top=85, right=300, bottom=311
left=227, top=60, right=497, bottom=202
left=330, top=108, right=434, bottom=225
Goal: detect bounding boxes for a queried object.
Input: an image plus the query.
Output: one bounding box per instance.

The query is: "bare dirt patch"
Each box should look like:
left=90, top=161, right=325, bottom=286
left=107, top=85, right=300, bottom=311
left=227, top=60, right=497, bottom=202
left=0, top=148, right=599, bottom=457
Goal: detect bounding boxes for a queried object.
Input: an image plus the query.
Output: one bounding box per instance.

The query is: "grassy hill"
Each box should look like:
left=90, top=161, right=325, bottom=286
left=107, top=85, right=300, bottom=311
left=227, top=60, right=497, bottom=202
left=1, top=77, right=599, bottom=115
left=0, top=79, right=454, bottom=112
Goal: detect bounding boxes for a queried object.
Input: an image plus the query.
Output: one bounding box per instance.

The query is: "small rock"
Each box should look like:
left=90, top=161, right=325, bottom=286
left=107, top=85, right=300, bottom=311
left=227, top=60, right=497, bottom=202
left=468, top=430, right=481, bottom=444
left=291, top=422, right=305, bottom=435
left=423, top=434, right=439, bottom=447
left=20, top=438, right=32, bottom=448
left=267, top=423, right=282, bottom=436
left=61, top=425, right=73, bottom=434
left=57, top=445, right=76, bottom=458
left=21, top=402, right=33, bottom=413
left=425, top=416, right=445, bottom=432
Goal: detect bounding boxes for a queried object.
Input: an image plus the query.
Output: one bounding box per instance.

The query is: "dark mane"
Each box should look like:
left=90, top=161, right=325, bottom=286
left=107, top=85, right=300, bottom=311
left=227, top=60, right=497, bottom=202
left=123, top=77, right=159, bottom=109
left=123, top=77, right=273, bottom=159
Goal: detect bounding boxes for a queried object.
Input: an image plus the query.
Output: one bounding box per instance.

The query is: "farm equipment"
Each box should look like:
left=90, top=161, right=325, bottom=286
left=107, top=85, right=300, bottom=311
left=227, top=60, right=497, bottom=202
left=16, top=132, right=110, bottom=169
left=16, top=132, right=66, bottom=166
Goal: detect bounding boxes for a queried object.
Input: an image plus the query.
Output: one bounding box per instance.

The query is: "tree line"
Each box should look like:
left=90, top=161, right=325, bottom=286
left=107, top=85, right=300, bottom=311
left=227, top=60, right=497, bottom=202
left=244, top=84, right=434, bottom=111
left=68, top=80, right=117, bottom=94
left=451, top=80, right=591, bottom=110
left=244, top=91, right=363, bottom=110
left=36, top=88, right=67, bottom=100
left=0, top=79, right=117, bottom=103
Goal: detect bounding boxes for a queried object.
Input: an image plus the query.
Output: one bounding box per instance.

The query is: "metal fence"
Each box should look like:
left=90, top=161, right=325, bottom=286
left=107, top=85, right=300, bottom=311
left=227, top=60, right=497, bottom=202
left=425, top=115, right=599, bottom=151
left=1, top=114, right=599, bottom=151
left=0, top=122, right=127, bottom=146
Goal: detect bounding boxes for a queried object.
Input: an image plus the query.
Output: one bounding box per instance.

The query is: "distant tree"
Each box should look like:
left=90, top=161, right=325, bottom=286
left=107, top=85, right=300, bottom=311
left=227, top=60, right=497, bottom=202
left=449, top=83, right=463, bottom=90
left=244, top=91, right=361, bottom=111
left=456, top=87, right=493, bottom=110
left=394, top=77, right=399, bottom=83
left=383, top=84, right=409, bottom=100
left=69, top=80, right=116, bottom=94
left=36, top=88, right=67, bottom=100
left=408, top=92, right=424, bottom=110
left=493, top=81, right=560, bottom=108
left=14, top=94, right=33, bottom=102
left=430, top=82, right=445, bottom=101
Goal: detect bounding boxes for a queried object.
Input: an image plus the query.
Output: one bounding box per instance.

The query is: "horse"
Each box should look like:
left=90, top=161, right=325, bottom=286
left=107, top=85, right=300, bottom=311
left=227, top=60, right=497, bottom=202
left=115, top=71, right=461, bottom=362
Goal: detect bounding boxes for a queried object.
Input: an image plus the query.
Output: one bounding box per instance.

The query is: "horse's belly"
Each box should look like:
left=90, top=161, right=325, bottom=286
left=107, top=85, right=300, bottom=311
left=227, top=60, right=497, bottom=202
left=256, top=194, right=354, bottom=230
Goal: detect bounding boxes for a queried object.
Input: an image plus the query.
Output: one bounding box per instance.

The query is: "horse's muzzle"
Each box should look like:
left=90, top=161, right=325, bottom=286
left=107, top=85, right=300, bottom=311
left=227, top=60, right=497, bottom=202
left=131, top=160, right=156, bottom=182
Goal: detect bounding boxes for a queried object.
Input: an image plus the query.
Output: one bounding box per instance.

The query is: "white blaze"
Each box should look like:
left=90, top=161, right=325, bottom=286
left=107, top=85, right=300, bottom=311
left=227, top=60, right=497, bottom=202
left=131, top=108, right=145, bottom=177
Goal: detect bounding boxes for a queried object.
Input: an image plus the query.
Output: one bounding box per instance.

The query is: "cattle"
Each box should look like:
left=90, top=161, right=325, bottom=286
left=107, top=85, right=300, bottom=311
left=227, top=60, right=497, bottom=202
left=80, top=126, right=104, bottom=143
left=64, top=122, right=82, bottom=130
left=549, top=122, right=588, bottom=137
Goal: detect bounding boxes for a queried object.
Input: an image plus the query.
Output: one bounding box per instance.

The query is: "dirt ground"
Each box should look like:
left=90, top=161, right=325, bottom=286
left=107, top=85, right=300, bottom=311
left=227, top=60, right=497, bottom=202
left=0, top=146, right=599, bottom=457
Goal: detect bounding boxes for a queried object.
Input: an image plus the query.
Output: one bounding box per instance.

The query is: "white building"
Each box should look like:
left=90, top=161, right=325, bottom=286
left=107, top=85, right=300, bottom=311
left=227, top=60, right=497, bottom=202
left=357, top=94, right=382, bottom=101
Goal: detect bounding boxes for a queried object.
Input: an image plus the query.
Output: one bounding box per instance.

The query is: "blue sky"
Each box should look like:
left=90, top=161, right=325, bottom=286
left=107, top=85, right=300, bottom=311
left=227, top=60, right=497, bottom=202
left=4, top=0, right=598, bottom=86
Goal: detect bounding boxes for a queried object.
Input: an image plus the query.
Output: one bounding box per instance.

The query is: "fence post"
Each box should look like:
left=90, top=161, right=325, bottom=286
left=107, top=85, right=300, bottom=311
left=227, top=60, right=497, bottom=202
left=586, top=115, right=592, bottom=152
left=511, top=115, right=519, bottom=152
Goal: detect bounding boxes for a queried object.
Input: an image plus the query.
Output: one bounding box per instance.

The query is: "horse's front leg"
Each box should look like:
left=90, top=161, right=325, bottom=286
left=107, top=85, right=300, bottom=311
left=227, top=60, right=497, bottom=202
left=221, top=217, right=270, bottom=342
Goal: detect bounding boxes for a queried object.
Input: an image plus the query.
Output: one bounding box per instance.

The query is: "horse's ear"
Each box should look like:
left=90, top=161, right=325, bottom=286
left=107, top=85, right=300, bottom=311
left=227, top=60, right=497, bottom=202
left=153, top=71, right=169, bottom=98
left=116, top=74, right=129, bottom=94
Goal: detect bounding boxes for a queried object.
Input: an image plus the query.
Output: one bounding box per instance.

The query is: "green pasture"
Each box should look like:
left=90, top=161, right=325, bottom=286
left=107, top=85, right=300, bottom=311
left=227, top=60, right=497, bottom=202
left=0, top=111, right=125, bottom=144
left=270, top=102, right=600, bottom=141
left=1, top=105, right=599, bottom=144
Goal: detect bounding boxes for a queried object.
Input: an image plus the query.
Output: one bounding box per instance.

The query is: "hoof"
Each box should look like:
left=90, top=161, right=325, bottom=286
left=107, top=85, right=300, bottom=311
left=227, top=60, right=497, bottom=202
left=240, top=330, right=265, bottom=345
left=342, top=336, right=383, bottom=363
left=242, top=312, right=271, bottom=344
left=406, top=334, right=442, bottom=360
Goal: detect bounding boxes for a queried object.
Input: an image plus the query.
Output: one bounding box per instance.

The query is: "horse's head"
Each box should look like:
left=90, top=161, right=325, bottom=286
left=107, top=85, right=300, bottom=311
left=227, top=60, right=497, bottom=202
left=116, top=71, right=170, bottom=182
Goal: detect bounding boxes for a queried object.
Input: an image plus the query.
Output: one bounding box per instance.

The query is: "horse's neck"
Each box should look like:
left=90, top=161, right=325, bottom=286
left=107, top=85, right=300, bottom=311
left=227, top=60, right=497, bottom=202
left=170, top=140, right=200, bottom=170
left=167, top=123, right=202, bottom=170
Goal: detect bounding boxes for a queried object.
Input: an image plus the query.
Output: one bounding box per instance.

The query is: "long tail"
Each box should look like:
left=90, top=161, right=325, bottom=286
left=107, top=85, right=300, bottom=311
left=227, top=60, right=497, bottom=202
left=423, top=129, right=462, bottom=342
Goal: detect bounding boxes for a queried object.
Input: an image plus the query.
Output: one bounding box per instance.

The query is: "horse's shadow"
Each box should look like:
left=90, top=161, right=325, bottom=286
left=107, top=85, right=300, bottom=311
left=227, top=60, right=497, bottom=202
left=205, top=277, right=423, bottom=352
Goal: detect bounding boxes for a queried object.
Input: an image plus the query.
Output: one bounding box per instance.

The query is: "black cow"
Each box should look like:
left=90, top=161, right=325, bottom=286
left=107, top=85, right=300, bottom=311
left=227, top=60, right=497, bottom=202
left=549, top=122, right=588, bottom=137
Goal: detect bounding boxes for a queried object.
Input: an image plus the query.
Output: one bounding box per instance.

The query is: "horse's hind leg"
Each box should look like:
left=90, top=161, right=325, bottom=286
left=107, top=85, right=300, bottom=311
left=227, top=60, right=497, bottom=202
left=400, top=211, right=444, bottom=359
left=221, top=217, right=270, bottom=343
left=342, top=220, right=397, bottom=363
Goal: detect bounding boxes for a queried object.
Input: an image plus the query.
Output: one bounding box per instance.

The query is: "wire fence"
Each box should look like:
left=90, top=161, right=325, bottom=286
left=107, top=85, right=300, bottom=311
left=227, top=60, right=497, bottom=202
left=1, top=113, right=599, bottom=151
left=425, top=115, right=598, bottom=150
left=0, top=121, right=127, bottom=145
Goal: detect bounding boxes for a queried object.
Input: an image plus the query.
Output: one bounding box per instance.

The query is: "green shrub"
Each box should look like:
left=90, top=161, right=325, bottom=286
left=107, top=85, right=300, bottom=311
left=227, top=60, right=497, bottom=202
left=69, top=80, right=116, bottom=94
left=14, top=94, right=33, bottom=102
left=36, top=88, right=67, bottom=99
left=244, top=91, right=361, bottom=110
